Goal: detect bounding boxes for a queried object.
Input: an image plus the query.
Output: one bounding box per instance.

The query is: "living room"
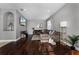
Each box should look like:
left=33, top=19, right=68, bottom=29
left=0, top=3, right=79, bottom=55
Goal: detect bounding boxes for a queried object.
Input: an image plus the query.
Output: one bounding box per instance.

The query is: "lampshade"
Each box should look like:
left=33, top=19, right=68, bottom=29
left=60, top=21, right=67, bottom=27
left=37, top=24, right=40, bottom=28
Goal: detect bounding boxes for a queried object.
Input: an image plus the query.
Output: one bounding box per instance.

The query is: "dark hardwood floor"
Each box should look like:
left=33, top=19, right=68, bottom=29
left=0, top=38, right=71, bottom=55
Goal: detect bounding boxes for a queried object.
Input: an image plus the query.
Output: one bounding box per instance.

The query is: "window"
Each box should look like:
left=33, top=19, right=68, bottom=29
left=19, top=16, right=26, bottom=26
left=47, top=20, right=52, bottom=30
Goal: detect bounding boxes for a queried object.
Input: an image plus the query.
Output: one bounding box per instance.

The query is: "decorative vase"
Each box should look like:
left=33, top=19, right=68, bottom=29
left=74, top=40, right=79, bottom=51
left=71, top=46, right=75, bottom=50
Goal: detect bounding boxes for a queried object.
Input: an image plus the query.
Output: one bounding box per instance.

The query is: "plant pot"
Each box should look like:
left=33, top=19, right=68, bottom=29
left=71, top=46, right=75, bottom=50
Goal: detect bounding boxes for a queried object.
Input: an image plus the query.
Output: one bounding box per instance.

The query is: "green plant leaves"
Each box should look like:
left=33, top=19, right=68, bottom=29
left=68, top=35, right=79, bottom=46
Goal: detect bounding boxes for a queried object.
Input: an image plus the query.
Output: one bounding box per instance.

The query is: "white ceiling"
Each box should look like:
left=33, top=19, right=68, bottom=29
left=0, top=3, right=65, bottom=20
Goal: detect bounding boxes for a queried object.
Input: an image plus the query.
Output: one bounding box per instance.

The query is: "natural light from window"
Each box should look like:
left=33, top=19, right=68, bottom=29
left=47, top=20, right=51, bottom=30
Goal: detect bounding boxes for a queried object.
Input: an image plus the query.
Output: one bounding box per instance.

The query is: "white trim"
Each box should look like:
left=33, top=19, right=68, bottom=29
left=75, top=47, right=79, bottom=51
left=0, top=37, right=20, bottom=42
left=60, top=40, right=72, bottom=46
left=0, top=37, right=20, bottom=47
left=0, top=40, right=16, bottom=42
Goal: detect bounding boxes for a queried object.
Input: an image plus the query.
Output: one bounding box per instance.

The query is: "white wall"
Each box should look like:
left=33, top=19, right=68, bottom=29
left=27, top=20, right=46, bottom=34
left=0, top=8, right=16, bottom=40
left=16, top=11, right=27, bottom=38
left=50, top=4, right=78, bottom=35
left=0, top=8, right=27, bottom=40
left=75, top=4, right=79, bottom=35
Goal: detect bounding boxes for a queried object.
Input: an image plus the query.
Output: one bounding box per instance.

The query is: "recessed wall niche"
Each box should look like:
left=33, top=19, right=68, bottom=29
left=3, top=12, right=14, bottom=31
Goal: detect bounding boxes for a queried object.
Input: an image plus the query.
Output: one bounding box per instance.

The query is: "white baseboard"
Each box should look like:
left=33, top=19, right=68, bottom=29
left=0, top=37, right=20, bottom=47
left=60, top=40, right=72, bottom=46
left=0, top=37, right=20, bottom=42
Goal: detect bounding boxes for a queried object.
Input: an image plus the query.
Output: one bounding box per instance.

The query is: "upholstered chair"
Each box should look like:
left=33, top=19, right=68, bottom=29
left=40, top=33, right=50, bottom=43
left=31, top=35, right=41, bottom=40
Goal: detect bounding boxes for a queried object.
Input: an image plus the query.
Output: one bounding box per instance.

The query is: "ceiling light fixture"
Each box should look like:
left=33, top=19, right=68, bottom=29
left=20, top=8, right=26, bottom=11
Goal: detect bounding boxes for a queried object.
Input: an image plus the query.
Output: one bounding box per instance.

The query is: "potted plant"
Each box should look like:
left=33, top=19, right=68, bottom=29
left=68, top=35, right=79, bottom=50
